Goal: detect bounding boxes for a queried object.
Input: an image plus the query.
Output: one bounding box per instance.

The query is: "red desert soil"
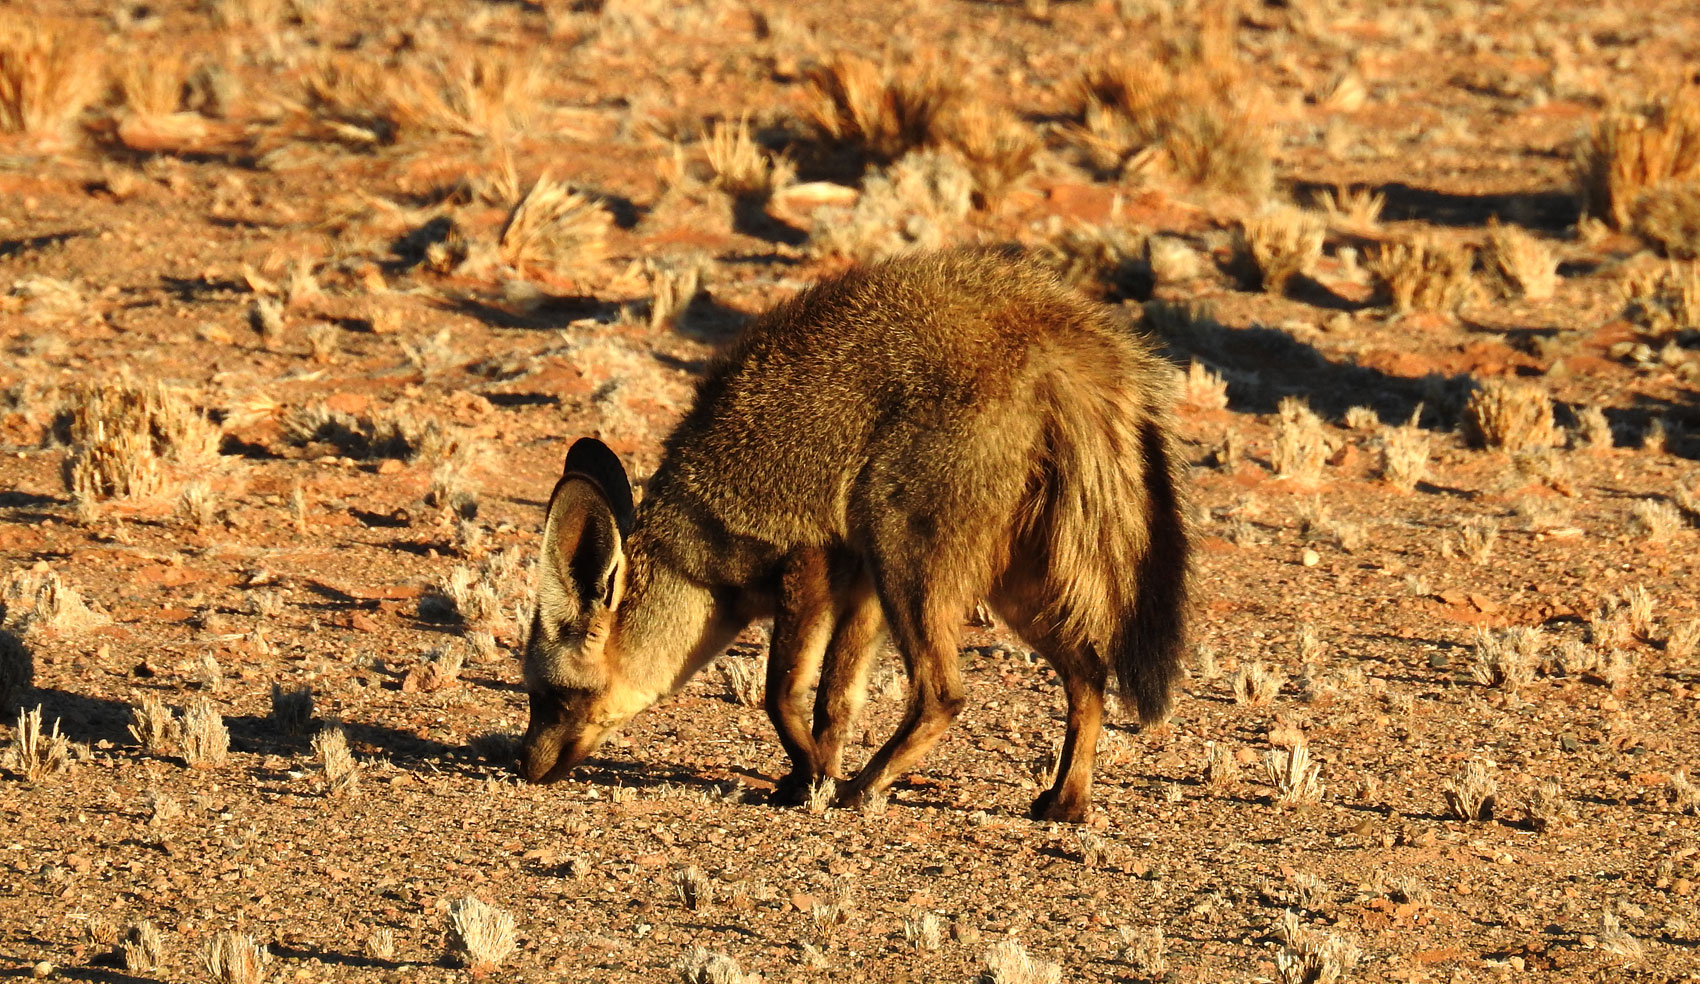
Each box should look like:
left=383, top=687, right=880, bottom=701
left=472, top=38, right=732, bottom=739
left=1, top=1, right=1698, bottom=982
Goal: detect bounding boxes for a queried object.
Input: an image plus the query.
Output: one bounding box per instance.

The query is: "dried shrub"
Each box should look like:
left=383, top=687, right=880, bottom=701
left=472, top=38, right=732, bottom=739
left=1598, top=909, right=1644, bottom=963
left=178, top=697, right=229, bottom=768
left=114, top=47, right=193, bottom=119
left=4, top=705, right=71, bottom=781
left=389, top=49, right=541, bottom=139
left=904, top=912, right=944, bottom=951
left=498, top=174, right=613, bottom=275
left=804, top=54, right=959, bottom=164
left=1631, top=183, right=1700, bottom=259
left=1121, top=925, right=1168, bottom=977
left=1575, top=86, right=1700, bottom=239
left=1204, top=741, right=1238, bottom=789
left=1368, top=234, right=1478, bottom=312
left=809, top=148, right=972, bottom=261
left=1071, top=35, right=1272, bottom=196
left=1630, top=498, right=1684, bottom=539
left=705, top=115, right=794, bottom=201
left=202, top=930, right=268, bottom=984
left=643, top=256, right=705, bottom=332
left=1272, top=397, right=1328, bottom=481
left=0, top=630, right=31, bottom=712
left=60, top=378, right=222, bottom=504
left=1571, top=405, right=1615, bottom=450
left=129, top=693, right=175, bottom=755
left=674, top=866, right=713, bottom=910
left=402, top=647, right=464, bottom=694
left=1182, top=362, right=1229, bottom=411
left=1231, top=661, right=1283, bottom=706
left=675, top=946, right=757, bottom=984
left=1230, top=207, right=1325, bottom=293
left=1456, top=516, right=1500, bottom=564
left=715, top=653, right=765, bottom=707
left=1443, top=761, right=1497, bottom=821
left=1618, top=261, right=1699, bottom=340
left=2, top=568, right=110, bottom=636
left=448, top=897, right=517, bottom=975
left=282, top=403, right=451, bottom=461
left=1470, top=627, right=1537, bottom=691
left=0, top=15, right=102, bottom=138
left=1033, top=224, right=1153, bottom=301
left=121, top=921, right=162, bottom=973
left=1276, top=930, right=1360, bottom=984
left=1462, top=378, right=1557, bottom=451
left=1265, top=741, right=1323, bottom=808
left=1376, top=421, right=1430, bottom=491
left=937, top=100, right=1040, bottom=208
left=982, top=939, right=1062, bottom=984
left=1482, top=220, right=1558, bottom=300
left=1314, top=185, right=1384, bottom=230
left=1526, top=779, right=1569, bottom=832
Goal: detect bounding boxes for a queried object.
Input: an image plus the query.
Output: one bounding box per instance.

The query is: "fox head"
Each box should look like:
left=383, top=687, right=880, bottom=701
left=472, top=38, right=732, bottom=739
left=518, top=437, right=646, bottom=783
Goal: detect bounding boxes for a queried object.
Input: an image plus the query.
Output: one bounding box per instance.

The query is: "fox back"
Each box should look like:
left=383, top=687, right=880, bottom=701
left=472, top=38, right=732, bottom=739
left=521, top=246, right=1190, bottom=820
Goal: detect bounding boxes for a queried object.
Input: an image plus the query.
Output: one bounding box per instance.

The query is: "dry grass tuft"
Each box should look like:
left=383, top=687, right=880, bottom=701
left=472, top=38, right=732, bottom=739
left=1276, top=930, right=1360, bottom=984
left=61, top=378, right=221, bottom=505
left=809, top=148, right=973, bottom=261
left=674, top=945, right=757, bottom=984
left=1204, top=740, right=1238, bottom=790
left=311, top=722, right=358, bottom=795
left=805, top=54, right=959, bottom=164
left=1265, top=741, right=1323, bottom=808
left=715, top=653, right=765, bottom=707
left=1121, top=925, right=1168, bottom=977
left=1618, top=260, right=1700, bottom=340
left=1232, top=662, right=1284, bottom=706
left=1314, top=185, right=1384, bottom=230
left=401, top=647, right=464, bottom=694
left=0, top=630, right=31, bottom=712
left=1368, top=234, right=1478, bottom=312
left=1630, top=498, right=1684, bottom=539
left=1272, top=397, right=1328, bottom=482
left=1376, top=418, right=1430, bottom=491
left=1598, top=909, right=1645, bottom=963
left=1443, top=761, right=1497, bottom=822
left=1526, top=779, right=1570, bottom=832
left=129, top=693, right=175, bottom=755
left=390, top=49, right=541, bottom=139
left=178, top=698, right=229, bottom=769
left=1670, top=770, right=1700, bottom=815
left=1470, top=627, right=1537, bottom=691
left=705, top=115, right=794, bottom=201
left=1230, top=207, right=1326, bottom=293
left=904, top=912, right=944, bottom=951
left=4, top=705, right=71, bottom=781
left=1182, top=361, right=1229, bottom=411
left=1072, top=39, right=1272, bottom=196
left=674, top=865, right=713, bottom=911
left=982, top=939, right=1062, bottom=984
left=937, top=100, right=1040, bottom=208
left=498, top=174, right=614, bottom=275
left=448, top=897, right=518, bottom=975
left=202, top=930, right=268, bottom=984
left=1575, top=86, right=1700, bottom=239
left=1462, top=378, right=1557, bottom=451
left=3, top=568, right=110, bottom=636
left=121, top=921, right=162, bottom=973
left=1631, top=183, right=1700, bottom=259
left=0, top=16, right=102, bottom=138
left=283, top=403, right=452, bottom=462
left=1482, top=220, right=1558, bottom=300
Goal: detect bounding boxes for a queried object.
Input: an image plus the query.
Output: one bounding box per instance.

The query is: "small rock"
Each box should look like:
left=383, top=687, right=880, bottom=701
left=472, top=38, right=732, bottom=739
left=1301, top=549, right=1320, bottom=567
left=31, top=962, right=52, bottom=978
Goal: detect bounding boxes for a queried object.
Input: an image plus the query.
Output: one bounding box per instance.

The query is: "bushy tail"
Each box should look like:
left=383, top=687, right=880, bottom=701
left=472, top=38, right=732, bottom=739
left=1037, top=363, right=1191, bottom=726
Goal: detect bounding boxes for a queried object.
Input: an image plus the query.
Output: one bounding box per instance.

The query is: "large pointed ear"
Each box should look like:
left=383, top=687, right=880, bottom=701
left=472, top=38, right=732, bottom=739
left=540, top=477, right=625, bottom=618
left=560, top=437, right=635, bottom=537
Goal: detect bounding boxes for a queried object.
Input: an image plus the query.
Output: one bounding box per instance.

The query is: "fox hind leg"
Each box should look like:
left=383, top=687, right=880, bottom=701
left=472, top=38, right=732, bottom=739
left=812, top=578, right=884, bottom=782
